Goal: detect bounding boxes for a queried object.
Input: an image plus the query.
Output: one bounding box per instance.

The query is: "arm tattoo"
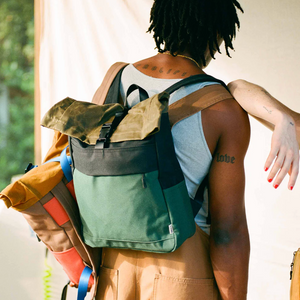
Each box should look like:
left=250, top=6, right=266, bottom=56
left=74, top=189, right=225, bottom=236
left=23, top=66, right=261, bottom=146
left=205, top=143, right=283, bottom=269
left=216, top=153, right=235, bottom=164
left=263, top=107, right=295, bottom=126
left=263, top=106, right=273, bottom=114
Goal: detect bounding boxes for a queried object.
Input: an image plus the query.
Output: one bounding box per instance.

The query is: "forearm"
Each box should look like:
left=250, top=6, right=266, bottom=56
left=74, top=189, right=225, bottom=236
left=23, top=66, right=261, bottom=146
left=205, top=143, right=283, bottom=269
left=228, top=79, right=300, bottom=134
left=210, top=224, right=250, bottom=300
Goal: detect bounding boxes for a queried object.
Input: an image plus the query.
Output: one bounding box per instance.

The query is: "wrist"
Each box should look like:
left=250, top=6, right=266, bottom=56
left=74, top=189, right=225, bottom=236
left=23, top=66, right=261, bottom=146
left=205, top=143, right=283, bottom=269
left=273, top=111, right=295, bottom=128
left=266, top=109, right=294, bottom=128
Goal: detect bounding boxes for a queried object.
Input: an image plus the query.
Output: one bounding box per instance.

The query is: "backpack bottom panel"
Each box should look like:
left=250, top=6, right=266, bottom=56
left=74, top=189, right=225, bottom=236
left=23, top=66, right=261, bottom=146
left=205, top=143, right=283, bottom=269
left=74, top=169, right=176, bottom=253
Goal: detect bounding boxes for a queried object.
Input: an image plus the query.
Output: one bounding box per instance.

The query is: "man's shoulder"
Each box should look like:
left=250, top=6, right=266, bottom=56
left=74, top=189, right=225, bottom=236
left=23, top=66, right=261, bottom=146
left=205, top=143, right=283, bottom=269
left=213, top=98, right=249, bottom=122
left=205, top=97, right=250, bottom=146
left=218, top=98, right=250, bottom=147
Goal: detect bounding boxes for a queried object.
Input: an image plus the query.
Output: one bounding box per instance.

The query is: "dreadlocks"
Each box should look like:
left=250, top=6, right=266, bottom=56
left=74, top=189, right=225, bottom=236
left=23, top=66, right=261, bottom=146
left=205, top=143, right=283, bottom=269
left=148, top=0, right=244, bottom=66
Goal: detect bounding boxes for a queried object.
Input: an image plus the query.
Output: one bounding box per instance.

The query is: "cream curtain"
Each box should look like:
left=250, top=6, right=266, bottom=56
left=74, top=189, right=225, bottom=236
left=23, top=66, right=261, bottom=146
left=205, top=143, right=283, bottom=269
left=36, top=0, right=156, bottom=161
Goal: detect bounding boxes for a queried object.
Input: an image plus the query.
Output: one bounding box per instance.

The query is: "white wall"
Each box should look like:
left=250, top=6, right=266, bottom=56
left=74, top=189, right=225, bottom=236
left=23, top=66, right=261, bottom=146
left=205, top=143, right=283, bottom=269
left=205, top=2, right=300, bottom=298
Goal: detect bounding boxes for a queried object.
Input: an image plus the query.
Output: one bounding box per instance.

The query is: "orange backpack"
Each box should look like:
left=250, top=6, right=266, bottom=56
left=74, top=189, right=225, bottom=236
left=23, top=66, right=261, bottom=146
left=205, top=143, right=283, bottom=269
left=0, top=63, right=129, bottom=299
left=0, top=131, right=101, bottom=299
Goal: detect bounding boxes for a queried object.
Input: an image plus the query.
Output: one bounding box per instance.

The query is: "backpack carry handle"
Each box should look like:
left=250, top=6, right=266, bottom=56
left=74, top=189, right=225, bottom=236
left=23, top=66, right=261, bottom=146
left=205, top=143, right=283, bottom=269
left=126, top=84, right=149, bottom=103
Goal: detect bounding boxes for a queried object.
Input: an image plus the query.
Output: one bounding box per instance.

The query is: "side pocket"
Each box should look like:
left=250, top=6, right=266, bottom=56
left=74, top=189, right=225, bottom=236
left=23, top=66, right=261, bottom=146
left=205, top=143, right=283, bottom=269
left=51, top=247, right=94, bottom=287
left=153, top=274, right=217, bottom=300
left=96, top=266, right=119, bottom=300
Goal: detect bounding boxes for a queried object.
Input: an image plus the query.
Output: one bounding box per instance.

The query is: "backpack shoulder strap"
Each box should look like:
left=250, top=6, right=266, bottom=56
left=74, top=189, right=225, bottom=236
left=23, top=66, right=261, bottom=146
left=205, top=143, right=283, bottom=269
left=92, top=62, right=129, bottom=105
left=168, top=83, right=233, bottom=218
left=169, top=84, right=232, bottom=128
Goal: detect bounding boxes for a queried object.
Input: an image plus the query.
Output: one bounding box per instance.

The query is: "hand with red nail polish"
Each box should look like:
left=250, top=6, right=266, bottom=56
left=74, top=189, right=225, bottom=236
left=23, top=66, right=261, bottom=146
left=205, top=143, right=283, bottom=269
left=263, top=114, right=299, bottom=190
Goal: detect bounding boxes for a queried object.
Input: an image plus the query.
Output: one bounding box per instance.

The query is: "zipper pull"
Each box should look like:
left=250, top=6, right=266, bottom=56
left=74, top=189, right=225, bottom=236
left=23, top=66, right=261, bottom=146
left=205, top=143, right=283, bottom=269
left=142, top=174, right=147, bottom=189
left=290, top=251, right=297, bottom=280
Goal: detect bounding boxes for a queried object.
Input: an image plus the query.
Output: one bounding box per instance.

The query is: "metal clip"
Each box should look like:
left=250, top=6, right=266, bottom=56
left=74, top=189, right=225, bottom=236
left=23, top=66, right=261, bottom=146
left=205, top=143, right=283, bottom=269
left=25, top=162, right=38, bottom=173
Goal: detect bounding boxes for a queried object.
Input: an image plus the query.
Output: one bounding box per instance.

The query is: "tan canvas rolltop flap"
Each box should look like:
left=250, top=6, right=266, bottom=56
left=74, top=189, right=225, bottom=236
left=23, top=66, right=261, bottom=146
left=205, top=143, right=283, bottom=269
left=41, top=93, right=169, bottom=145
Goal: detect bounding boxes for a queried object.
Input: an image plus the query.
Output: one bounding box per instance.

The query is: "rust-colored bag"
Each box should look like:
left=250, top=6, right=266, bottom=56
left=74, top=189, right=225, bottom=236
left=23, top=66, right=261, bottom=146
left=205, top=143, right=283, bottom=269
left=0, top=131, right=101, bottom=299
left=0, top=63, right=128, bottom=300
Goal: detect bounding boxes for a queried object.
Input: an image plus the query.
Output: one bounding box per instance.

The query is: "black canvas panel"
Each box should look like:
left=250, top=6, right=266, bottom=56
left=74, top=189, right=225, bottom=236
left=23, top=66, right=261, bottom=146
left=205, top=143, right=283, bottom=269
left=69, top=137, right=158, bottom=176
left=164, top=74, right=228, bottom=95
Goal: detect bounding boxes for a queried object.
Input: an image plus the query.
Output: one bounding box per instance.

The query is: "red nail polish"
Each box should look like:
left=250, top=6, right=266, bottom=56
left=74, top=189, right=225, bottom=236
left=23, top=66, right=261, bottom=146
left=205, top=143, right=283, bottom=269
left=268, top=178, right=273, bottom=183
left=265, top=167, right=268, bottom=171
left=290, top=186, right=294, bottom=191
left=274, top=184, right=279, bottom=189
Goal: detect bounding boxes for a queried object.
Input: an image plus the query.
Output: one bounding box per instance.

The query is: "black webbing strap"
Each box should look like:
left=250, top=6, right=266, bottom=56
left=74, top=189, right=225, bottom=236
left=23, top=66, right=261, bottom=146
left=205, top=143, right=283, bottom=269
left=164, top=74, right=228, bottom=95
left=190, top=175, right=208, bottom=218
left=96, top=110, right=128, bottom=148
left=104, top=66, right=127, bottom=104
left=104, top=68, right=229, bottom=103
left=61, top=281, right=70, bottom=300
left=104, top=69, right=228, bottom=106
left=97, top=66, right=127, bottom=148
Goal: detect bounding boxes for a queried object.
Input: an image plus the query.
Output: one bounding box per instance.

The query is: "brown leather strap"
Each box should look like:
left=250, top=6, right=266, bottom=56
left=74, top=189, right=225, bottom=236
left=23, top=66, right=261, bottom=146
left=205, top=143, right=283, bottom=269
left=92, top=62, right=129, bottom=105
left=169, top=85, right=232, bottom=128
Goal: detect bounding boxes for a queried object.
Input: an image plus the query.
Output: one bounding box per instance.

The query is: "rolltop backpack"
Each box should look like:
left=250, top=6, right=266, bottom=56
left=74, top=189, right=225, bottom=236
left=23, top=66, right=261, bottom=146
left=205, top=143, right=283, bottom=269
left=41, top=62, right=232, bottom=254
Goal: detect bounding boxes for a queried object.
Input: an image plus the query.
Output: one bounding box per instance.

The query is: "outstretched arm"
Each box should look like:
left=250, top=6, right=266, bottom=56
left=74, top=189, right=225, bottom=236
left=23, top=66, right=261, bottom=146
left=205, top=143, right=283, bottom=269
left=228, top=79, right=299, bottom=190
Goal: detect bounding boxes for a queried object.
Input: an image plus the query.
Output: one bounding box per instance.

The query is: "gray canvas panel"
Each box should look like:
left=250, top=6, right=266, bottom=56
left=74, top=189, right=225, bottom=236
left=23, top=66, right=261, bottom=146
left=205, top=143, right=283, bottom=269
left=70, top=136, right=158, bottom=176
left=155, top=113, right=185, bottom=189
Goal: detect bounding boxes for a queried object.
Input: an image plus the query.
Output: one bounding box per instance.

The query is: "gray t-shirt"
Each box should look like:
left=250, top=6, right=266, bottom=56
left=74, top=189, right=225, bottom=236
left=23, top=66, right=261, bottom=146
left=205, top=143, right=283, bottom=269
left=120, top=64, right=216, bottom=234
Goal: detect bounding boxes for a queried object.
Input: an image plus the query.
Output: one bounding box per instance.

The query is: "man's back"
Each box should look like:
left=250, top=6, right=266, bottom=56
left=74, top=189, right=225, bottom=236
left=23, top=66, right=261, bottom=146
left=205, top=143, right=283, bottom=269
left=130, top=54, right=251, bottom=299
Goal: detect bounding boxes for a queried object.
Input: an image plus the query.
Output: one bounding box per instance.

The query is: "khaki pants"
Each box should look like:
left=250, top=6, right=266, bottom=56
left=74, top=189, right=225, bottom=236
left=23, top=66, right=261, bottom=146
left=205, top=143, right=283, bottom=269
left=95, top=224, right=221, bottom=300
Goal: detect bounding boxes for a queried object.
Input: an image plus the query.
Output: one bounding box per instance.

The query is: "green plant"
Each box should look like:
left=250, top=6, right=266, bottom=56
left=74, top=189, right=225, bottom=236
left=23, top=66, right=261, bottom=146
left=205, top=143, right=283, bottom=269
left=0, top=0, right=34, bottom=190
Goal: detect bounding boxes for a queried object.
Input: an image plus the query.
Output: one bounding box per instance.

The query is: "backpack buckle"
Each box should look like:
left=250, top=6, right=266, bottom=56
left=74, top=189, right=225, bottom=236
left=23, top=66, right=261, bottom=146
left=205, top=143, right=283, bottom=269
left=99, top=123, right=111, bottom=138
left=96, top=110, right=128, bottom=149
left=96, top=123, right=112, bottom=148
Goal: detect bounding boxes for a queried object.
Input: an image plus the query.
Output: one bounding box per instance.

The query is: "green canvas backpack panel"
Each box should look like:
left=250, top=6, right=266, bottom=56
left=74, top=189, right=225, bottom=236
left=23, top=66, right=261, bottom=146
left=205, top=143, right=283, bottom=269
left=42, top=62, right=232, bottom=254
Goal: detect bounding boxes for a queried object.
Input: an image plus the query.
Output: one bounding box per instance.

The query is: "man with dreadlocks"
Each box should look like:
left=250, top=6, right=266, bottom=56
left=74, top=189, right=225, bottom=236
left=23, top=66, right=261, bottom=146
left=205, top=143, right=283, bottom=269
left=95, top=1, right=298, bottom=299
